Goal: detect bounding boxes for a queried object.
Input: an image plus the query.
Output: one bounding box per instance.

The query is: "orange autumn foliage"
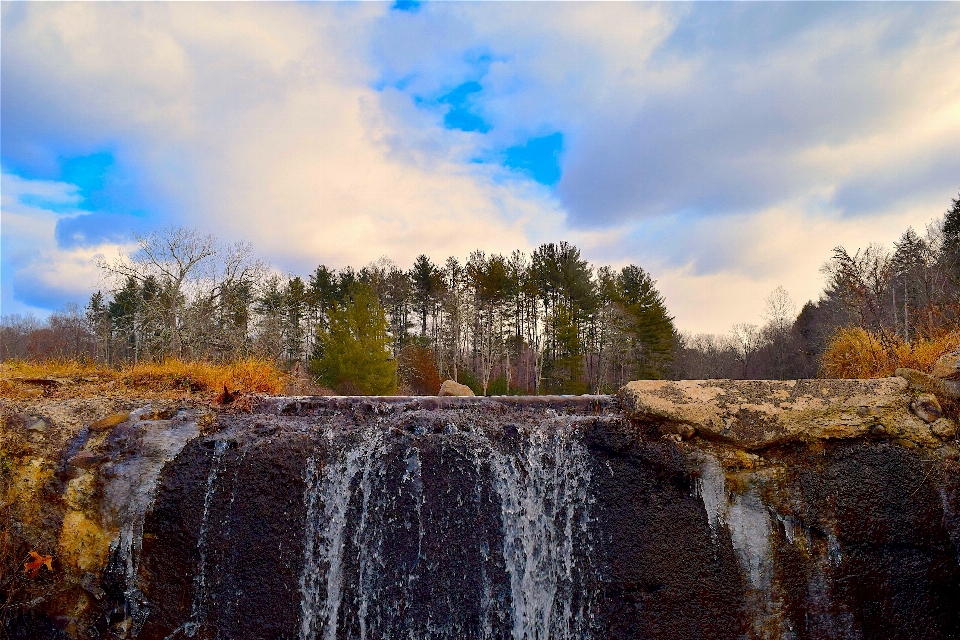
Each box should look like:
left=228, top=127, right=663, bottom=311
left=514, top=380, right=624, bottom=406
left=398, top=344, right=442, bottom=395
left=1, top=358, right=287, bottom=400
left=24, top=551, right=53, bottom=579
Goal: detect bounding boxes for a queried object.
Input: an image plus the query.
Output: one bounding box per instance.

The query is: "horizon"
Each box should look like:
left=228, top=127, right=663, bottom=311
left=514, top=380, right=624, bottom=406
left=3, top=1, right=959, bottom=334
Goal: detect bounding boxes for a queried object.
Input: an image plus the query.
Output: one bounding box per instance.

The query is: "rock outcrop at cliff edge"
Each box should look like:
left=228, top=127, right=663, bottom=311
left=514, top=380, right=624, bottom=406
left=618, top=377, right=958, bottom=449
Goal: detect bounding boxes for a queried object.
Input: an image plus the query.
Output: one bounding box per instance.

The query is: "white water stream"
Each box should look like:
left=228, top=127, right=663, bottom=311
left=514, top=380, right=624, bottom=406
left=299, top=429, right=385, bottom=640
left=298, top=422, right=593, bottom=640
left=489, top=428, right=592, bottom=640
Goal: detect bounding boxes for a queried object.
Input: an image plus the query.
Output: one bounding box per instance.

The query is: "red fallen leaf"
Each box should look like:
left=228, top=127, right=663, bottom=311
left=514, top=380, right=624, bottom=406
left=24, top=551, right=53, bottom=579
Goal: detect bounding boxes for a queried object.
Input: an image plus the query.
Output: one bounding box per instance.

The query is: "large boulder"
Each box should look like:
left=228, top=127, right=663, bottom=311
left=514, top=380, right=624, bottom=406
left=438, top=379, right=475, bottom=396
left=933, top=349, right=960, bottom=380
left=618, top=378, right=952, bottom=449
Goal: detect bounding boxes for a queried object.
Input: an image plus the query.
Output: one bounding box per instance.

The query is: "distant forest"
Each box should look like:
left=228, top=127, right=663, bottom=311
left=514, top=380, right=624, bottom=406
left=3, top=192, right=959, bottom=393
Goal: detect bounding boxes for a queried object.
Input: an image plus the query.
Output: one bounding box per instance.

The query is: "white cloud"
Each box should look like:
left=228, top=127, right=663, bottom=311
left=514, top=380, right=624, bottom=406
left=3, top=2, right=958, bottom=334
left=2, top=2, right=570, bottom=278
left=0, top=172, right=133, bottom=316
left=646, top=197, right=946, bottom=334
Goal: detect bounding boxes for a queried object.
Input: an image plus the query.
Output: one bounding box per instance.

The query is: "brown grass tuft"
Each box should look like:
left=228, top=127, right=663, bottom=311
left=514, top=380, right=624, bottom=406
left=821, top=327, right=960, bottom=379
left=0, top=358, right=287, bottom=400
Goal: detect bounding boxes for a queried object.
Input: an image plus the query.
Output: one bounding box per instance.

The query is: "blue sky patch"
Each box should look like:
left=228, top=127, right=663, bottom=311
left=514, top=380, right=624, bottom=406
left=18, top=192, right=80, bottom=214
left=13, top=151, right=154, bottom=248
left=503, top=132, right=564, bottom=186
left=60, top=152, right=112, bottom=194
left=55, top=210, right=150, bottom=249
left=437, top=81, right=491, bottom=133
left=392, top=1, right=420, bottom=13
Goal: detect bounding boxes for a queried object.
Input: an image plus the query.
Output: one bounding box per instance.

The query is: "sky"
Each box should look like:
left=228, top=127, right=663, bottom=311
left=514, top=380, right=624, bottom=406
left=2, top=1, right=959, bottom=334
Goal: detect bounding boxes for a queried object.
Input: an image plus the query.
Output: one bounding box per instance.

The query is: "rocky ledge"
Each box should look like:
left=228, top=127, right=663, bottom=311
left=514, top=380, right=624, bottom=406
left=620, top=377, right=958, bottom=450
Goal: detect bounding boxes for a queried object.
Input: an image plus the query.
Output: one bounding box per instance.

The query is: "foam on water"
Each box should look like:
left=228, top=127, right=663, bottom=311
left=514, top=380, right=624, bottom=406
left=488, top=427, right=592, bottom=640
left=299, top=428, right=384, bottom=640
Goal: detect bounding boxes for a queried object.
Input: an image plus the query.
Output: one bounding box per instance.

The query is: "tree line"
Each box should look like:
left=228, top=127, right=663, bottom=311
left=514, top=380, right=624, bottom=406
left=673, top=191, right=960, bottom=379
left=1, top=230, right=674, bottom=394
left=3, top=191, right=958, bottom=391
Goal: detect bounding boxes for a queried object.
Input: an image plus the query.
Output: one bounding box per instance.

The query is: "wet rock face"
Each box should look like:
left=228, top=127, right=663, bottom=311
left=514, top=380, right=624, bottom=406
left=132, top=397, right=960, bottom=639
left=138, top=431, right=314, bottom=639
left=778, top=443, right=960, bottom=639
left=136, top=397, right=615, bottom=640
left=5, top=390, right=960, bottom=639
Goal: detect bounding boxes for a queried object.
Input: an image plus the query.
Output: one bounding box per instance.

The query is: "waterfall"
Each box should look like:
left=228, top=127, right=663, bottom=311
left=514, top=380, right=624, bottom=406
left=298, top=418, right=594, bottom=640
left=299, top=428, right=385, bottom=640
left=489, top=427, right=593, bottom=640
left=178, top=439, right=230, bottom=638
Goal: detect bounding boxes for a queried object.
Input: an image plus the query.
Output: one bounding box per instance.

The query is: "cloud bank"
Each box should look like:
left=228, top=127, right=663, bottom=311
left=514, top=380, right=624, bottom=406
left=2, top=2, right=958, bottom=332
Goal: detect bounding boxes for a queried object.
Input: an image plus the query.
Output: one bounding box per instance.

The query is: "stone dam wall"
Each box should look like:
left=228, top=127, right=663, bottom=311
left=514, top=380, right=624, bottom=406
left=2, top=377, right=960, bottom=639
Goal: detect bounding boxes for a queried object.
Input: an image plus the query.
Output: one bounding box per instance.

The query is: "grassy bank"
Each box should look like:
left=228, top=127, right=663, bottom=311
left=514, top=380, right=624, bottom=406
left=0, top=358, right=287, bottom=401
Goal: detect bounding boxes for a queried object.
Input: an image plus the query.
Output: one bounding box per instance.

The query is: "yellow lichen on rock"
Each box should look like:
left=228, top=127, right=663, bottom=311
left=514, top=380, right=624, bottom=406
left=6, top=457, right=55, bottom=521
left=63, top=473, right=97, bottom=510
left=58, top=511, right=111, bottom=572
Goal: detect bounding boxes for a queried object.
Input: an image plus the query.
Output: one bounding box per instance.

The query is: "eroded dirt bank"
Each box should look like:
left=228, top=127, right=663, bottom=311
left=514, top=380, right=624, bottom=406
left=2, top=379, right=959, bottom=639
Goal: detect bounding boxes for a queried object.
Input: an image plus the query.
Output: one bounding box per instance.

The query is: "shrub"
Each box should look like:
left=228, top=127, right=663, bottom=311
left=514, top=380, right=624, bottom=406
left=486, top=375, right=509, bottom=396
left=120, top=358, right=285, bottom=394
left=310, top=285, right=397, bottom=396
left=821, top=327, right=960, bottom=379
left=0, top=358, right=286, bottom=399
left=398, top=344, right=442, bottom=395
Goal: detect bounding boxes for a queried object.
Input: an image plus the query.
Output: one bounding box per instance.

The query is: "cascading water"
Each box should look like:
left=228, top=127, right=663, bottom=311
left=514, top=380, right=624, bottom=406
left=488, top=428, right=593, bottom=640
left=297, top=407, right=595, bottom=640
left=299, top=428, right=386, bottom=640
left=168, top=438, right=230, bottom=639
left=101, top=409, right=200, bottom=636
left=77, top=394, right=960, bottom=640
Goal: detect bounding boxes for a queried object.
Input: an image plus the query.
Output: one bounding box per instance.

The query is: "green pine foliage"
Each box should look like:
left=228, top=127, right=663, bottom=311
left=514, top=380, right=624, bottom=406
left=943, top=192, right=960, bottom=282
left=614, top=265, right=676, bottom=379
left=310, top=284, right=397, bottom=395
left=545, top=302, right=589, bottom=394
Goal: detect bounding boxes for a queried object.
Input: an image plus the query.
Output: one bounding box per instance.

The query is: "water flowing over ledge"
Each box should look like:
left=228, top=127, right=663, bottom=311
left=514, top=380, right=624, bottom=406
left=3, top=381, right=960, bottom=639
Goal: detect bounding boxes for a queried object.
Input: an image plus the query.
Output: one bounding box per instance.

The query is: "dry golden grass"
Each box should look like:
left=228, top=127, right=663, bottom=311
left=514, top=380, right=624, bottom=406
left=119, top=359, right=286, bottom=394
left=821, top=327, right=960, bottom=379
left=0, top=358, right=287, bottom=400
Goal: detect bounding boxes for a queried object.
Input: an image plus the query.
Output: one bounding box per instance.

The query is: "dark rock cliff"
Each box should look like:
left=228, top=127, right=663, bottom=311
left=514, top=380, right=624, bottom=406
left=2, top=380, right=959, bottom=639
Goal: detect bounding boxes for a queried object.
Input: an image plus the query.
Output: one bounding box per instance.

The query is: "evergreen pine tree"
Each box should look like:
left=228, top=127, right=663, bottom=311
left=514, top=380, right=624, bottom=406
left=942, top=192, right=960, bottom=279
left=615, top=265, right=675, bottom=379
left=310, top=284, right=397, bottom=395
